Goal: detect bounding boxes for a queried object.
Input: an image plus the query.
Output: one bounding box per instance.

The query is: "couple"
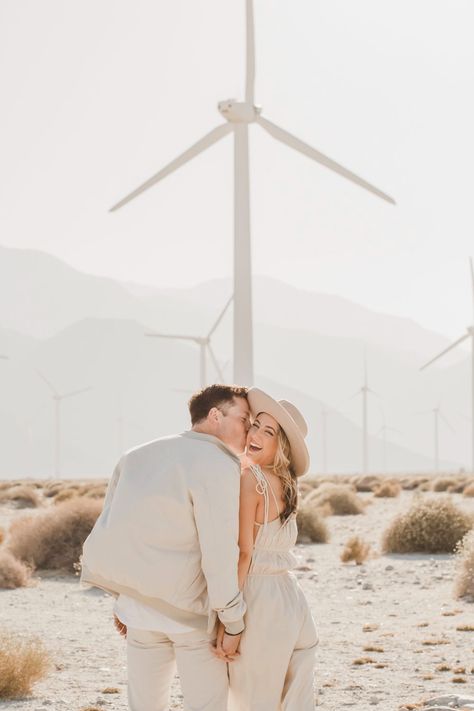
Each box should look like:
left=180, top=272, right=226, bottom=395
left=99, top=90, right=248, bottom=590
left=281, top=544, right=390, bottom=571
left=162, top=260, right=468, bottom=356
left=81, top=384, right=318, bottom=710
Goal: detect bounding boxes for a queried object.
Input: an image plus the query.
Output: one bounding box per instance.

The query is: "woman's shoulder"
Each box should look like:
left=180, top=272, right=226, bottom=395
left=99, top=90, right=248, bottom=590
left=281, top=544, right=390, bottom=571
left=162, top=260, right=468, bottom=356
left=240, top=466, right=261, bottom=496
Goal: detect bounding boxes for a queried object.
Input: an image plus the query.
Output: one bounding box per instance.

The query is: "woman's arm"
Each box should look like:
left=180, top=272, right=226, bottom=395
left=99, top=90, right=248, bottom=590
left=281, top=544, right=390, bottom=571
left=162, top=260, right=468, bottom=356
left=237, top=467, right=259, bottom=590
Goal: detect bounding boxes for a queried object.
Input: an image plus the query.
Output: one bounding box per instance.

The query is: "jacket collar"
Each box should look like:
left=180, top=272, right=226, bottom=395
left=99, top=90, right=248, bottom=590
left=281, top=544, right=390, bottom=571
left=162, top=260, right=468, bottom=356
left=182, top=430, right=241, bottom=465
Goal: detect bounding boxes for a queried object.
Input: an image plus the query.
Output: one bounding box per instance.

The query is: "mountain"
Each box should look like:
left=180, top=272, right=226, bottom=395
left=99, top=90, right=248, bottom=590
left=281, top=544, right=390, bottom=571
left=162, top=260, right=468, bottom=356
left=0, top=244, right=471, bottom=476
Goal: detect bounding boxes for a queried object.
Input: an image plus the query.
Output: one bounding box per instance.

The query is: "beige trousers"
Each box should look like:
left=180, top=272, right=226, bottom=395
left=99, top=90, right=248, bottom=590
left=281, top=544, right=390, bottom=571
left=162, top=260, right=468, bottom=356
left=126, top=626, right=228, bottom=711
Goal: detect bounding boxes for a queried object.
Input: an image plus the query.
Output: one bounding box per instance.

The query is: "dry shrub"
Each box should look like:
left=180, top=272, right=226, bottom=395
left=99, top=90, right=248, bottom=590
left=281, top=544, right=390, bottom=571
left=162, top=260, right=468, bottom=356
left=42, top=480, right=68, bottom=498
left=53, top=488, right=77, bottom=504
left=382, top=497, right=473, bottom=554
left=351, top=475, right=381, bottom=492
left=306, top=484, right=365, bottom=515
left=0, top=551, right=32, bottom=589
left=296, top=501, right=329, bottom=543
left=454, top=528, right=474, bottom=601
left=0, top=632, right=50, bottom=698
left=0, top=486, right=40, bottom=509
left=432, top=476, right=457, bottom=492
left=8, top=497, right=103, bottom=572
left=340, top=536, right=371, bottom=565
left=463, top=482, right=474, bottom=497
left=373, top=481, right=401, bottom=498
left=82, top=485, right=106, bottom=499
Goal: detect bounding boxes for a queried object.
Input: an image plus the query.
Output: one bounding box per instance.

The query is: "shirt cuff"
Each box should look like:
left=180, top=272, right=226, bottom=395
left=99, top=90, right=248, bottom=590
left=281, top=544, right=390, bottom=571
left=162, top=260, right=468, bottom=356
left=223, top=619, right=245, bottom=635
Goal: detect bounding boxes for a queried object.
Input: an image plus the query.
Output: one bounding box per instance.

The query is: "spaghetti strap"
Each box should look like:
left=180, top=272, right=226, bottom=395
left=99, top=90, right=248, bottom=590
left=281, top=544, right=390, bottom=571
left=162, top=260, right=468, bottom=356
left=248, top=464, right=283, bottom=529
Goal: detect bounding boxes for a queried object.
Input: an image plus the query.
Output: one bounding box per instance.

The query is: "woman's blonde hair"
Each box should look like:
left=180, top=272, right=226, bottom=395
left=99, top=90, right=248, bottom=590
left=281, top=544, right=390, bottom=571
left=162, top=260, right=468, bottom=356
left=271, top=426, right=298, bottom=521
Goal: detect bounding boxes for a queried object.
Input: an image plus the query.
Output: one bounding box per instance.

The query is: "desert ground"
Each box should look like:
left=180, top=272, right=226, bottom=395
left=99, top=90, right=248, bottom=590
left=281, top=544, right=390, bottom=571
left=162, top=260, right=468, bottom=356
left=0, top=477, right=473, bottom=711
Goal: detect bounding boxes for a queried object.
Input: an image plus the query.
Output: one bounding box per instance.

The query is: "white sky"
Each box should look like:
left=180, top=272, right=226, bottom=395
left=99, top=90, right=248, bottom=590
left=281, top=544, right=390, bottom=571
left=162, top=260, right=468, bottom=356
left=1, top=0, right=473, bottom=343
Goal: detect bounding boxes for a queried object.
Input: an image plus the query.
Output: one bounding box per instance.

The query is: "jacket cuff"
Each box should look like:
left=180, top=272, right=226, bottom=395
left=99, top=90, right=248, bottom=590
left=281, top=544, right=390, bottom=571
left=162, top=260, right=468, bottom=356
left=223, top=619, right=245, bottom=635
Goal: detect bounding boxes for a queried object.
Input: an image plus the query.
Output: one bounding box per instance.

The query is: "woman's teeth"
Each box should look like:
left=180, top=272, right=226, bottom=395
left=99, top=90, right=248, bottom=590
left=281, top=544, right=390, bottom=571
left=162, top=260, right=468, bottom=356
left=249, top=443, right=262, bottom=452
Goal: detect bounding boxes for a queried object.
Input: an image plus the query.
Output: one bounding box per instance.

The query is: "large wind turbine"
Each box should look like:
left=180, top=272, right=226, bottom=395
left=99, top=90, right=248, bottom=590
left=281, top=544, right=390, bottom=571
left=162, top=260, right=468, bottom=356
left=109, top=0, right=395, bottom=385
left=420, top=258, right=474, bottom=473
left=36, top=371, right=92, bottom=477
left=146, top=296, right=232, bottom=388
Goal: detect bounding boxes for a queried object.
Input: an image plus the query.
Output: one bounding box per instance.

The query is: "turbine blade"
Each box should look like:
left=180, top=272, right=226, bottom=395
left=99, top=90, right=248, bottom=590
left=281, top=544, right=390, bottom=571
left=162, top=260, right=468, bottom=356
left=207, top=345, right=224, bottom=381
left=145, top=332, right=199, bottom=342
left=35, top=369, right=58, bottom=396
left=207, top=295, right=233, bottom=338
left=257, top=116, right=396, bottom=204
left=110, top=123, right=232, bottom=212
left=61, top=385, right=92, bottom=400
left=419, top=333, right=470, bottom=370
left=245, top=0, right=256, bottom=104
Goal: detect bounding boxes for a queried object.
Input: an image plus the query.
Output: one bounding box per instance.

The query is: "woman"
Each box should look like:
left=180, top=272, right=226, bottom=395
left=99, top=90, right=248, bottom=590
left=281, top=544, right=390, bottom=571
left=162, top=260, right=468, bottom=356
left=214, top=386, right=319, bottom=710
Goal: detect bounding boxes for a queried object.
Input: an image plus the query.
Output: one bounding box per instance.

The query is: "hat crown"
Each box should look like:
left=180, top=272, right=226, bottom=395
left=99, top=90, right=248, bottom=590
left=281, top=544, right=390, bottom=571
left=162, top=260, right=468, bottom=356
left=279, top=400, right=308, bottom=437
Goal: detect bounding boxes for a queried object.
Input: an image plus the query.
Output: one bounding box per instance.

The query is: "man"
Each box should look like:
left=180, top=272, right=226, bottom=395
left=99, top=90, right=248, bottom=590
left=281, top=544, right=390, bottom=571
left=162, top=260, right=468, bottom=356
left=81, top=384, right=251, bottom=711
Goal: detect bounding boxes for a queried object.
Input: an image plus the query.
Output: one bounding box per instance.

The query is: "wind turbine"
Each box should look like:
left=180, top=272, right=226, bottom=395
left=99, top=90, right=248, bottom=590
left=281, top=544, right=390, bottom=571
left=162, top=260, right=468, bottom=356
left=419, top=258, right=474, bottom=473
left=375, top=405, right=402, bottom=474
left=347, top=347, right=381, bottom=474
left=146, top=295, right=232, bottom=388
left=415, top=403, right=455, bottom=474
left=36, top=370, right=92, bottom=477
left=109, top=0, right=395, bottom=385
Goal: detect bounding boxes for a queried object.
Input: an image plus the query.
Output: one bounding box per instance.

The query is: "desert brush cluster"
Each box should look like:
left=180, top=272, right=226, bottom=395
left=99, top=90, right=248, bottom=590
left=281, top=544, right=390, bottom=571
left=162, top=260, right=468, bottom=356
left=0, top=471, right=473, bottom=704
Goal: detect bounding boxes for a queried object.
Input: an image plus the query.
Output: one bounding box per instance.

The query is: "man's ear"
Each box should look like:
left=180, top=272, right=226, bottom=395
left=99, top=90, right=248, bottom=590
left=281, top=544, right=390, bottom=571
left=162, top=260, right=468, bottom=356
left=208, top=407, right=220, bottom=424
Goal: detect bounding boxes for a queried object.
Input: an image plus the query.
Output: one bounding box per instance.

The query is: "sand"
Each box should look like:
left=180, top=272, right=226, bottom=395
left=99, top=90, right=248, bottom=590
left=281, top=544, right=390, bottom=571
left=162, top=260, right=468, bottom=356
left=0, top=487, right=473, bottom=710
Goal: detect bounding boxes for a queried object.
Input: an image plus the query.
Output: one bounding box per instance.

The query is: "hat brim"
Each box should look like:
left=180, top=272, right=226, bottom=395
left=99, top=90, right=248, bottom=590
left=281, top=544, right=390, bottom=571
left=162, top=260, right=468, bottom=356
left=247, top=388, right=310, bottom=477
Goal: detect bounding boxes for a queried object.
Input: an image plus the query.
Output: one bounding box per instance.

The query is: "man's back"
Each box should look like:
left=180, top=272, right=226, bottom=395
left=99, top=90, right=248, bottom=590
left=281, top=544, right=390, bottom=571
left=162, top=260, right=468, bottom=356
left=81, top=430, right=245, bottom=633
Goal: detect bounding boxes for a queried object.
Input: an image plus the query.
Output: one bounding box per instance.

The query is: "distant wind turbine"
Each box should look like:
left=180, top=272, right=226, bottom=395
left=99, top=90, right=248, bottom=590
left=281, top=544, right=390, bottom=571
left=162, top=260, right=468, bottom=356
left=375, top=406, right=402, bottom=474
left=109, top=0, right=395, bottom=385
left=146, top=296, right=232, bottom=388
left=36, top=370, right=92, bottom=477
left=419, top=257, right=474, bottom=473
left=348, top=347, right=381, bottom=474
left=415, top=402, right=455, bottom=473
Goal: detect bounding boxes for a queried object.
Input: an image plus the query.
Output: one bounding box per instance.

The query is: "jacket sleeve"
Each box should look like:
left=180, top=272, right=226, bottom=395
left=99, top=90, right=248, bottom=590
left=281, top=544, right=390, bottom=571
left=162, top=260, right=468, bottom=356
left=192, top=460, right=247, bottom=635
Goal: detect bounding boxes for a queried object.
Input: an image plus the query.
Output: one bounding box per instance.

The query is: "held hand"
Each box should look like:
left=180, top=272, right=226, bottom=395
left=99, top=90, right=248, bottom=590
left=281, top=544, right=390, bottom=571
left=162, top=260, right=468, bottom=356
left=221, top=632, right=241, bottom=659
left=114, top=614, right=127, bottom=638
left=211, top=623, right=241, bottom=662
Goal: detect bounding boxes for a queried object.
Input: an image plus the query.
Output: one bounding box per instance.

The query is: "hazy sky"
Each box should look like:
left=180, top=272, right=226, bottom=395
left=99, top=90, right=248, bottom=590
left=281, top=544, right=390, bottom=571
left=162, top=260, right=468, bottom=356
left=1, top=0, right=473, bottom=344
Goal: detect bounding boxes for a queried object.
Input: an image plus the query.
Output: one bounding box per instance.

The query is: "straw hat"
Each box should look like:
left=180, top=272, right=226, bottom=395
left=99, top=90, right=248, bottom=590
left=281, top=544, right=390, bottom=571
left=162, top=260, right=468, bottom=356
left=247, top=387, right=310, bottom=477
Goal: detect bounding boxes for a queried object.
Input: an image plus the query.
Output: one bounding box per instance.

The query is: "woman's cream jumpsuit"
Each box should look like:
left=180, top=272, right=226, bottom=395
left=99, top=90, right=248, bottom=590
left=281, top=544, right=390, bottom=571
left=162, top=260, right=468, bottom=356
left=228, top=464, right=319, bottom=710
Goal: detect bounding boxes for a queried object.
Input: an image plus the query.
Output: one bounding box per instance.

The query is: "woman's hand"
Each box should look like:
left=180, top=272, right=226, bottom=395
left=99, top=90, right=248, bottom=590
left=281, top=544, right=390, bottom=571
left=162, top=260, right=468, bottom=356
left=113, top=614, right=127, bottom=637
left=211, top=622, right=240, bottom=662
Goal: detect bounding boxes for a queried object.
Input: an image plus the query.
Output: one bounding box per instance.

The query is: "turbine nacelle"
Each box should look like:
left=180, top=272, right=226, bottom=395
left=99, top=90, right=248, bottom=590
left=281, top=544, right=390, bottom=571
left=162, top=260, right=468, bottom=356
left=218, top=99, right=261, bottom=123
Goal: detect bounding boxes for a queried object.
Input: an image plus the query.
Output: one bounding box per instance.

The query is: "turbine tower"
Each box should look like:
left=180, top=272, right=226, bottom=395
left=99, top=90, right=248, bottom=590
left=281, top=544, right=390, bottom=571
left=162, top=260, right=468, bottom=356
left=348, top=347, right=380, bottom=474
left=420, top=257, right=474, bottom=473
left=416, top=403, right=454, bottom=473
left=36, top=371, right=92, bottom=477
left=146, top=296, right=232, bottom=388
left=375, top=405, right=402, bottom=474
left=109, top=0, right=395, bottom=385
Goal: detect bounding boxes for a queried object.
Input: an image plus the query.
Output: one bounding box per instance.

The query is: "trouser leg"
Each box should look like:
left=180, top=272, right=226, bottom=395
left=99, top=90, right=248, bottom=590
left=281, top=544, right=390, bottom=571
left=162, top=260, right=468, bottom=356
left=172, top=628, right=229, bottom=711
left=126, top=627, right=176, bottom=711
left=282, top=604, right=318, bottom=711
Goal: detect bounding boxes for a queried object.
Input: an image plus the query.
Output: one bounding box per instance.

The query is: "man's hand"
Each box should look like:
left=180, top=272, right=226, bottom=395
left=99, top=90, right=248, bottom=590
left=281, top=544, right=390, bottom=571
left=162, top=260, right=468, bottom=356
left=211, top=622, right=241, bottom=662
left=222, top=632, right=241, bottom=658
left=114, top=614, right=127, bottom=638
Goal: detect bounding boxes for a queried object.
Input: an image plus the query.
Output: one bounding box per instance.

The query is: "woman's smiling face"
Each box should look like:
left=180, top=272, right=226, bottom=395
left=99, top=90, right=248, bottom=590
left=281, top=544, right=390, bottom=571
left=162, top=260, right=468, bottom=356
left=246, top=412, right=280, bottom=467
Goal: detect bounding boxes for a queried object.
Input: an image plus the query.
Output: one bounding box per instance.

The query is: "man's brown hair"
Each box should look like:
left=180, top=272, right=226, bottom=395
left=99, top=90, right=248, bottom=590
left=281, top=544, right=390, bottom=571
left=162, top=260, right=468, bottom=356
left=188, top=384, right=248, bottom=425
